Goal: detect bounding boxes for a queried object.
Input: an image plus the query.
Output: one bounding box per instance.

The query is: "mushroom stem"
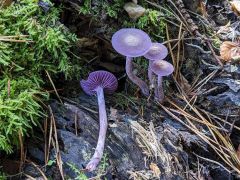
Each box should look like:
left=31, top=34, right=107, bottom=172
left=148, top=60, right=154, bottom=88
left=155, top=76, right=164, bottom=103
left=126, top=57, right=149, bottom=96
left=86, top=86, right=107, bottom=171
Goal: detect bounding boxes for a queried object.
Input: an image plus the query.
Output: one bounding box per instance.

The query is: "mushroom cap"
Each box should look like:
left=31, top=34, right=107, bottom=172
left=111, top=28, right=152, bottom=57
left=80, top=71, right=118, bottom=95
left=144, top=43, right=168, bottom=61
left=150, top=60, right=174, bottom=76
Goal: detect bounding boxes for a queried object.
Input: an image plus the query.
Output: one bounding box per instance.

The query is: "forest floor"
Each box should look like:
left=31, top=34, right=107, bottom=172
left=1, top=0, right=240, bottom=179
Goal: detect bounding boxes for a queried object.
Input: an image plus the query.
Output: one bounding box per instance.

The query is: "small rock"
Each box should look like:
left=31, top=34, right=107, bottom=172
left=124, top=2, right=145, bottom=20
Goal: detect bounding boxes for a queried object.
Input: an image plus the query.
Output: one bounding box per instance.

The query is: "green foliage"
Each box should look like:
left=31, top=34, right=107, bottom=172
left=67, top=163, right=88, bottom=180
left=0, top=0, right=78, bottom=78
left=0, top=0, right=79, bottom=153
left=0, top=76, right=48, bottom=153
left=97, top=153, right=109, bottom=175
left=66, top=154, right=109, bottom=179
left=78, top=0, right=92, bottom=15
left=47, top=159, right=56, bottom=166
left=0, top=171, right=7, bottom=180
left=113, top=93, right=138, bottom=110
left=77, top=0, right=124, bottom=19
left=103, top=0, right=123, bottom=18
left=124, top=9, right=167, bottom=40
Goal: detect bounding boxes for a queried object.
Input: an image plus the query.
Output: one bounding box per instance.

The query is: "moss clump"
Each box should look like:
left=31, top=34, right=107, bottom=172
left=0, top=0, right=78, bottom=77
left=77, top=0, right=124, bottom=18
left=0, top=0, right=79, bottom=153
left=0, top=76, right=48, bottom=153
left=123, top=9, right=168, bottom=40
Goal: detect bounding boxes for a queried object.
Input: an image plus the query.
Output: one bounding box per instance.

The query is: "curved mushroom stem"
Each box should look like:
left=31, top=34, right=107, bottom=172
left=148, top=60, right=154, bottom=89
left=126, top=56, right=149, bottom=96
left=154, top=76, right=164, bottom=103
left=86, top=86, right=107, bottom=171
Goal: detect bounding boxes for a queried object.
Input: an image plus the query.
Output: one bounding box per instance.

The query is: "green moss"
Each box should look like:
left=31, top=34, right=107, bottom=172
left=0, top=76, right=48, bottom=153
left=77, top=0, right=124, bottom=19
left=0, top=171, right=7, bottom=180
left=0, top=0, right=80, bottom=153
left=123, top=9, right=167, bottom=40
left=0, top=0, right=78, bottom=78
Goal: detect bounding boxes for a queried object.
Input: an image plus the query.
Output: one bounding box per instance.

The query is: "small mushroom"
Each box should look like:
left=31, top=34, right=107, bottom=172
left=150, top=60, right=174, bottom=103
left=144, top=43, right=168, bottom=87
left=80, top=71, right=118, bottom=171
left=111, top=28, right=152, bottom=96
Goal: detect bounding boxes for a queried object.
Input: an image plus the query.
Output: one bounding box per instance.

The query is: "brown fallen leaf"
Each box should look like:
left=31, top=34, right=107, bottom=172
left=220, top=41, right=240, bottom=62
left=230, top=0, right=240, bottom=15
left=149, top=162, right=161, bottom=177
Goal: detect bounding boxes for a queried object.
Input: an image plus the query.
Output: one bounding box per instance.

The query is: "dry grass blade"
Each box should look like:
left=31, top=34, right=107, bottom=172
left=167, top=98, right=237, bottom=153
left=128, top=170, right=152, bottom=180
left=130, top=121, right=172, bottom=174
left=25, top=160, right=48, bottom=180
left=45, top=70, right=63, bottom=104
left=49, top=106, right=64, bottom=179
left=159, top=103, right=229, bottom=152
left=61, top=97, right=98, bottom=114
left=194, top=153, right=231, bottom=173
left=198, top=109, right=240, bottom=131
left=44, top=117, right=48, bottom=166
left=74, top=110, right=78, bottom=135
left=174, top=22, right=183, bottom=79
left=0, top=35, right=33, bottom=42
left=18, top=131, right=24, bottom=172
left=23, top=173, right=36, bottom=180
left=46, top=108, right=53, bottom=165
left=159, top=97, right=240, bottom=174
left=144, top=0, right=187, bottom=28
left=189, top=70, right=218, bottom=94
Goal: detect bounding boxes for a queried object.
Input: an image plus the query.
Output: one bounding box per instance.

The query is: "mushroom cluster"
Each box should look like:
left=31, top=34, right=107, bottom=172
left=80, top=28, right=174, bottom=171
left=111, top=28, right=174, bottom=103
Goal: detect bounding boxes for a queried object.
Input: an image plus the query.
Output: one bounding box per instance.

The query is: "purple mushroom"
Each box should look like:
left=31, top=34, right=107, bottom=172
left=150, top=60, right=174, bottom=103
left=144, top=43, right=168, bottom=87
left=80, top=71, right=118, bottom=171
left=111, top=28, right=152, bottom=96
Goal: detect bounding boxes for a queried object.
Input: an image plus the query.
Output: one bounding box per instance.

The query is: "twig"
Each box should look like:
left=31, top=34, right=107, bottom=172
left=193, top=153, right=231, bottom=173
left=185, top=43, right=211, bottom=54
left=25, top=160, right=48, bottom=180
left=45, top=70, right=63, bottom=104
left=49, top=106, right=64, bottom=179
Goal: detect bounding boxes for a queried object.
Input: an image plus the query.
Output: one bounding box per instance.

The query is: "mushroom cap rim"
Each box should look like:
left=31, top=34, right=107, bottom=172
left=111, top=28, right=152, bottom=57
